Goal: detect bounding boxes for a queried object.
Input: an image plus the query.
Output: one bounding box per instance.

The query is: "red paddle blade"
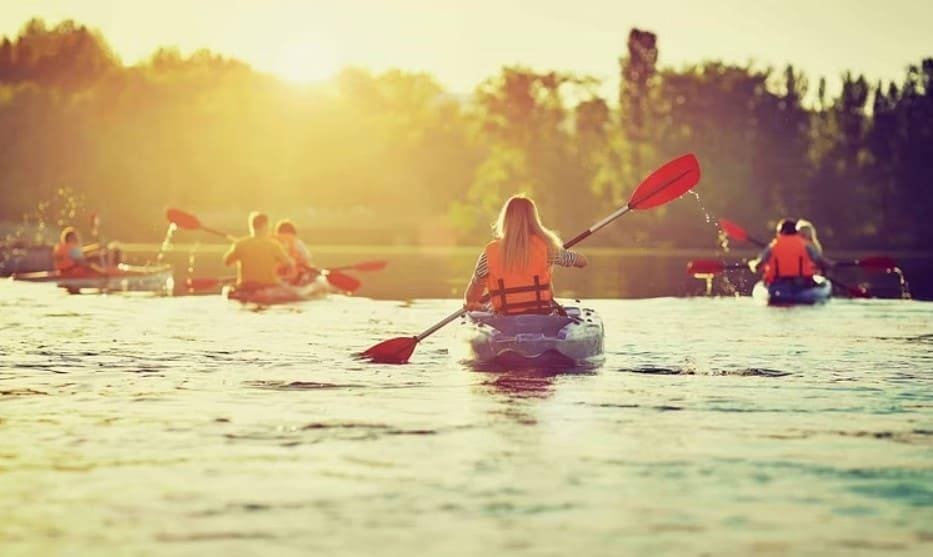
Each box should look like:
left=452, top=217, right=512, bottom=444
left=166, top=208, right=202, bottom=230
left=687, top=260, right=725, bottom=275
left=186, top=277, right=233, bottom=291
left=325, top=270, right=361, bottom=293
left=352, top=260, right=388, bottom=272
left=628, top=153, right=701, bottom=210
left=857, top=256, right=897, bottom=271
left=356, top=336, right=418, bottom=364
left=718, top=218, right=749, bottom=242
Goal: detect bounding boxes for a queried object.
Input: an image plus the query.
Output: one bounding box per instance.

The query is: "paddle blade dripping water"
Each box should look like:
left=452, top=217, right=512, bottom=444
left=356, top=337, right=419, bottom=364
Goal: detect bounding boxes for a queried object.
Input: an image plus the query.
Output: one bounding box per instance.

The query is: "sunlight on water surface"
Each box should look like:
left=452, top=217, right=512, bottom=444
left=0, top=283, right=931, bottom=555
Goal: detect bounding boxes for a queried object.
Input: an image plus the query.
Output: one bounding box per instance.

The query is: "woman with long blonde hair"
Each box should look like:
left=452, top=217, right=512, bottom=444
left=795, top=219, right=823, bottom=254
left=464, top=195, right=588, bottom=314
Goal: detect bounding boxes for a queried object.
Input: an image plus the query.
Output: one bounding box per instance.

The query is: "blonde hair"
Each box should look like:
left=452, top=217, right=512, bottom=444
left=796, top=219, right=822, bottom=252
left=60, top=226, right=78, bottom=244
left=494, top=195, right=562, bottom=272
left=275, top=219, right=297, bottom=236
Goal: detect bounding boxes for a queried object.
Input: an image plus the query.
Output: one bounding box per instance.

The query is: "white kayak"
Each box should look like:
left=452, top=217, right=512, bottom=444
left=223, top=275, right=333, bottom=305
left=752, top=276, right=832, bottom=306
left=12, top=264, right=174, bottom=295
left=461, top=306, right=605, bottom=368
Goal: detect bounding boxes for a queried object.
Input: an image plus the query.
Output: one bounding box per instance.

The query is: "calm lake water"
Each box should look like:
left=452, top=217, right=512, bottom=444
left=1, top=282, right=931, bottom=556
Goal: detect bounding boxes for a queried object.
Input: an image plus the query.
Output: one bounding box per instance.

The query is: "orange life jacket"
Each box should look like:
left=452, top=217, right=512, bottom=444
left=53, top=243, right=79, bottom=274
left=484, top=236, right=554, bottom=315
left=763, top=234, right=815, bottom=284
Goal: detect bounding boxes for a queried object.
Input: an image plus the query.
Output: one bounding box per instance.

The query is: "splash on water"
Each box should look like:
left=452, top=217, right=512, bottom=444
left=889, top=265, right=912, bottom=299
left=689, top=191, right=742, bottom=296
left=157, top=223, right=177, bottom=264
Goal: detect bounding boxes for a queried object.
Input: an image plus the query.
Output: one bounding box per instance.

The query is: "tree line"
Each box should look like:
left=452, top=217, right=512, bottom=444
left=1, top=19, right=931, bottom=250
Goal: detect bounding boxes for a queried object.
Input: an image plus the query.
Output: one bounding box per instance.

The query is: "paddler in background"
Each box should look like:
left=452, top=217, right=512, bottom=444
left=749, top=218, right=831, bottom=285
left=53, top=227, right=106, bottom=275
left=274, top=219, right=317, bottom=284
left=463, top=195, right=588, bottom=313
left=224, top=212, right=294, bottom=290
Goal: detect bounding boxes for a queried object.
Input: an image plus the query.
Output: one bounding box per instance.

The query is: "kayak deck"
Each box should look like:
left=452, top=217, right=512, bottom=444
left=224, top=276, right=333, bottom=305
left=12, top=264, right=174, bottom=294
left=752, top=276, right=832, bottom=306
left=461, top=306, right=605, bottom=369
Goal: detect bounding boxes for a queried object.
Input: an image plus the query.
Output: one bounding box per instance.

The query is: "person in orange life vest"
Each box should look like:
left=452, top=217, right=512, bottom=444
left=224, top=212, right=294, bottom=288
left=463, top=195, right=588, bottom=314
left=273, top=219, right=315, bottom=283
left=749, top=218, right=830, bottom=285
left=53, top=227, right=106, bottom=275
left=795, top=218, right=834, bottom=275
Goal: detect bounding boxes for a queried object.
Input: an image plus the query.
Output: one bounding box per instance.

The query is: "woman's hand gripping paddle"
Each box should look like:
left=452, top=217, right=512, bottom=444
left=356, top=154, right=702, bottom=364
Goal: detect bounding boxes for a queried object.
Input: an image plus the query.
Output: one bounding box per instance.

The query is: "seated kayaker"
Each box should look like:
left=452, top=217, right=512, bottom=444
left=224, top=212, right=294, bottom=290
left=53, top=227, right=105, bottom=276
left=749, top=218, right=830, bottom=285
left=274, top=219, right=317, bottom=284
left=463, top=195, right=588, bottom=314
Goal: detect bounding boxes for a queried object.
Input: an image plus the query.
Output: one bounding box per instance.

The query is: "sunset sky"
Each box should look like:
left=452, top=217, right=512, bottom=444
left=2, top=0, right=930, bottom=93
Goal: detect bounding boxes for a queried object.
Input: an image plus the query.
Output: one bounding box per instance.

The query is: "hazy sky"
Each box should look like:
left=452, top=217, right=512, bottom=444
left=2, top=0, right=930, bottom=92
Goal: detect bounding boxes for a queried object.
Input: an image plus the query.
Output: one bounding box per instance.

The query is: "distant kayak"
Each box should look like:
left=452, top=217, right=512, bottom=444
left=224, top=275, right=333, bottom=305
left=461, top=307, right=605, bottom=368
left=12, top=264, right=173, bottom=295
left=752, top=276, right=832, bottom=306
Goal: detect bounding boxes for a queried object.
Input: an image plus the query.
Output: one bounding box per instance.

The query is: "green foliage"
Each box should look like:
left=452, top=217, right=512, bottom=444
left=0, top=19, right=931, bottom=250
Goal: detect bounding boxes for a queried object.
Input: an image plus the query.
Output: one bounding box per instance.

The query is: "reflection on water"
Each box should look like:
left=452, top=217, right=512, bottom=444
left=0, top=285, right=931, bottom=555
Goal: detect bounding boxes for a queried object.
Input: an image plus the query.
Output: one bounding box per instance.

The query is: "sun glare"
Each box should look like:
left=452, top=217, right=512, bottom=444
left=271, top=38, right=340, bottom=84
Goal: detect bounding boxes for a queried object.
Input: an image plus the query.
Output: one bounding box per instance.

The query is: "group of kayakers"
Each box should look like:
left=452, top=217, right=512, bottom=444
left=50, top=195, right=827, bottom=308
left=461, top=195, right=828, bottom=313
left=222, top=211, right=316, bottom=290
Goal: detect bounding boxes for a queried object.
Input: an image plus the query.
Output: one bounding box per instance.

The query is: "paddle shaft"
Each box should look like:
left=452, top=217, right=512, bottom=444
left=564, top=206, right=632, bottom=248
left=744, top=235, right=768, bottom=248
left=199, top=226, right=237, bottom=242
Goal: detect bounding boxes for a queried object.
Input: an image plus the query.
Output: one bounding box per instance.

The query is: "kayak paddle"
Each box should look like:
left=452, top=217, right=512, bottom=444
left=166, top=208, right=363, bottom=293
left=717, top=218, right=877, bottom=298
left=834, top=256, right=897, bottom=272
left=357, top=153, right=702, bottom=364
left=166, top=208, right=237, bottom=241
left=686, top=259, right=748, bottom=275
left=718, top=218, right=767, bottom=248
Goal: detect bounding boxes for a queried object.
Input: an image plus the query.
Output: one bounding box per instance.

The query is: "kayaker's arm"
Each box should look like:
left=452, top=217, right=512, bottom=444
left=552, top=249, right=588, bottom=268
left=749, top=245, right=772, bottom=273
left=274, top=243, right=296, bottom=272
left=463, top=276, right=486, bottom=311
left=571, top=252, right=589, bottom=268
left=806, top=244, right=834, bottom=270
left=223, top=244, right=238, bottom=266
